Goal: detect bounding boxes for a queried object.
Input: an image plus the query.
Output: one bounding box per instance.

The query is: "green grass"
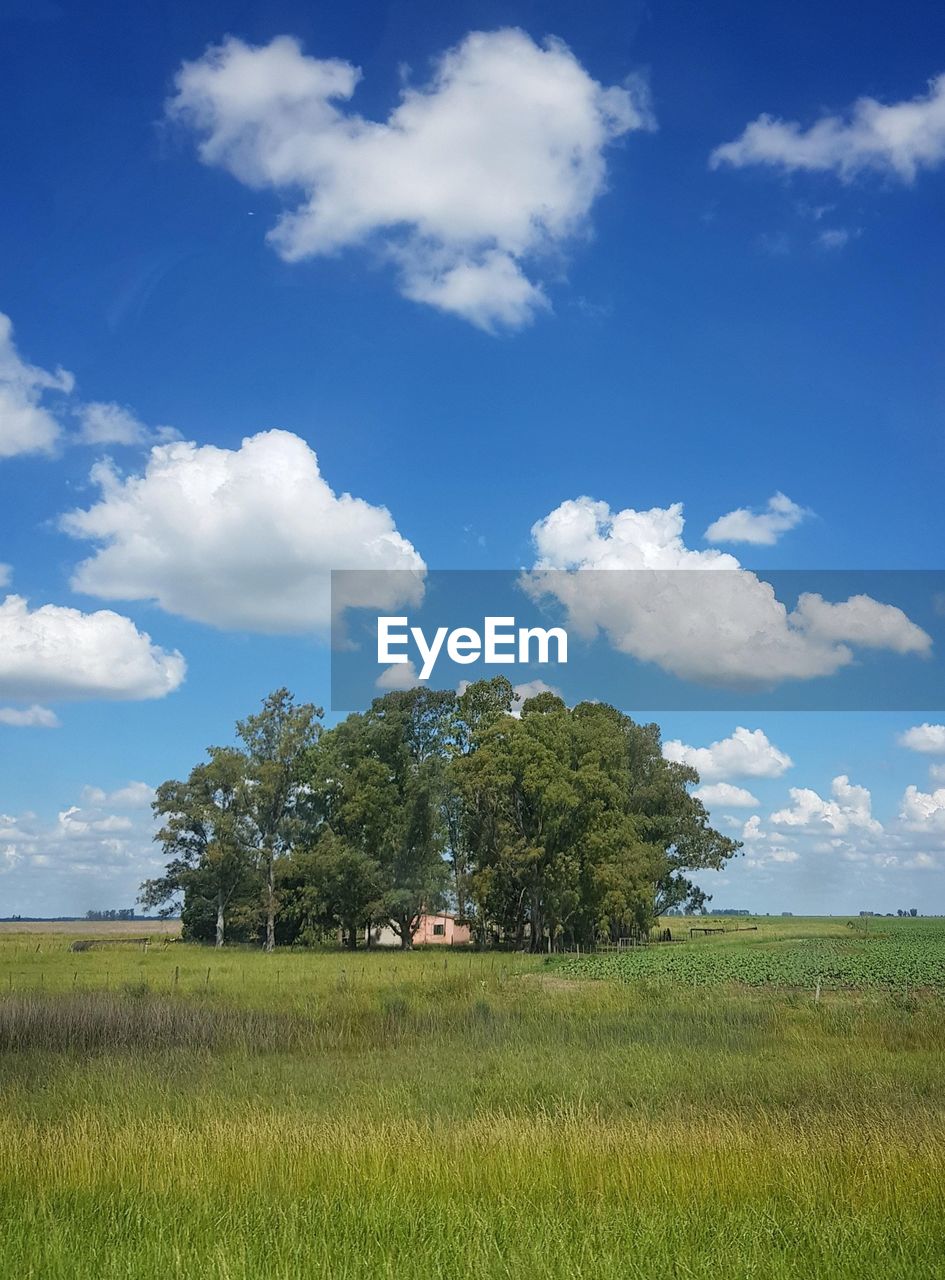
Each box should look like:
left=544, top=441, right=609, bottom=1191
left=0, top=920, right=944, bottom=1278
left=557, top=915, right=945, bottom=991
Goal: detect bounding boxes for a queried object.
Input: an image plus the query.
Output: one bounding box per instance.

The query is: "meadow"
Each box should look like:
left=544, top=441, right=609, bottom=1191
left=0, top=917, right=943, bottom=1278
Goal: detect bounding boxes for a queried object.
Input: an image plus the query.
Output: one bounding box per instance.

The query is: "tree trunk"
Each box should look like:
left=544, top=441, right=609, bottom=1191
left=264, top=852, right=276, bottom=953
left=215, top=891, right=225, bottom=949
left=529, top=891, right=544, bottom=953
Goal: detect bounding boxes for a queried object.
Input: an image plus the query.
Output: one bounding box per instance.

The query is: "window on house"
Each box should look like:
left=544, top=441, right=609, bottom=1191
left=432, top=923, right=446, bottom=936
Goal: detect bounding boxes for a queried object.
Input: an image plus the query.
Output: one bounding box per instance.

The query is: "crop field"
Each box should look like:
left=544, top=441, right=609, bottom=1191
left=558, top=916, right=945, bottom=991
left=0, top=918, right=943, bottom=1278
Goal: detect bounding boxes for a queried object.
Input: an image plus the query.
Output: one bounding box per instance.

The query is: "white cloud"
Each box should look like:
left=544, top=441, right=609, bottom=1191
left=376, top=661, right=422, bottom=691
left=77, top=402, right=149, bottom=446
left=900, top=784, right=945, bottom=832
left=167, top=30, right=653, bottom=331
left=61, top=429, right=425, bottom=633
left=741, top=814, right=766, bottom=841
left=899, top=723, right=945, bottom=754
left=694, top=782, right=760, bottom=808
left=747, top=846, right=800, bottom=866
left=0, top=594, right=185, bottom=701
left=791, top=593, right=930, bottom=655
left=664, top=726, right=792, bottom=782
left=76, top=402, right=180, bottom=448
left=524, top=497, right=930, bottom=685
left=817, top=227, right=854, bottom=250
left=904, top=851, right=939, bottom=870
left=704, top=492, right=808, bottom=545
left=0, top=704, right=60, bottom=728
left=930, top=763, right=945, bottom=784
left=771, top=774, right=882, bottom=836
left=58, top=805, right=134, bottom=836
left=80, top=781, right=155, bottom=809
left=0, top=785, right=164, bottom=917
left=711, top=72, right=945, bottom=182
left=0, top=311, right=73, bottom=459
left=511, top=678, right=562, bottom=714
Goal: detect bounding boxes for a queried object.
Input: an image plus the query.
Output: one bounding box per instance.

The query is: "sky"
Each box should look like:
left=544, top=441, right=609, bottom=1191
left=1, top=0, right=945, bottom=916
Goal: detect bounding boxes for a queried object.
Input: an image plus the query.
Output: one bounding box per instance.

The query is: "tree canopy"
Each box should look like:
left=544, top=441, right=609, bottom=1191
left=143, top=681, right=739, bottom=948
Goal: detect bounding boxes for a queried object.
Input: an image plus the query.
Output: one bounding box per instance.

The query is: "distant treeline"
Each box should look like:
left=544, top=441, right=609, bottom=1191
left=142, top=681, right=739, bottom=951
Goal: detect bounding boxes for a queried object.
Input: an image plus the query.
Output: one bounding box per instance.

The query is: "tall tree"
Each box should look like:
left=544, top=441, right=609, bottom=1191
left=278, top=831, right=384, bottom=948
left=140, top=747, right=256, bottom=947
left=307, top=688, right=452, bottom=948
left=454, top=688, right=738, bottom=948
left=237, top=689, right=322, bottom=953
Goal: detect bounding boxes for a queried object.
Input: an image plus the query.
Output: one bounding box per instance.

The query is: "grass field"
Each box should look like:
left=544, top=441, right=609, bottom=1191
left=0, top=917, right=943, bottom=1278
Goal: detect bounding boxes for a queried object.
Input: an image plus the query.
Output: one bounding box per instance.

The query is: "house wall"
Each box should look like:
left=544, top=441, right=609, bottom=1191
left=366, top=914, right=471, bottom=947
left=413, top=913, right=471, bottom=946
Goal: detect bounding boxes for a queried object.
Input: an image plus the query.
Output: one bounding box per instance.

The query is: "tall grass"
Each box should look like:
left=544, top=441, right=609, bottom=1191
left=0, top=923, right=943, bottom=1277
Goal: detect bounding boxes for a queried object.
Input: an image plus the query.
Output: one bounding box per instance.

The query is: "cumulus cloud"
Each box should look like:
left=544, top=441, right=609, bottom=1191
left=523, top=497, right=930, bottom=685
left=511, top=678, right=562, bottom=710
left=694, top=781, right=760, bottom=808
left=77, top=402, right=149, bottom=446
left=80, top=781, right=155, bottom=809
left=791, top=593, right=930, bottom=655
left=76, top=402, right=180, bottom=448
left=167, top=30, right=653, bottom=331
left=741, top=814, right=766, bottom=841
left=0, top=704, right=60, bottom=728
left=61, top=429, right=425, bottom=633
left=899, top=723, right=945, bottom=754
left=0, top=311, right=73, bottom=459
left=770, top=774, right=882, bottom=836
left=743, top=845, right=800, bottom=869
left=0, top=785, right=164, bottom=917
left=704, top=492, right=808, bottom=545
left=710, top=72, right=945, bottom=181
left=900, top=783, right=945, bottom=832
left=664, top=726, right=792, bottom=782
left=0, top=594, right=185, bottom=701
left=376, top=661, right=422, bottom=691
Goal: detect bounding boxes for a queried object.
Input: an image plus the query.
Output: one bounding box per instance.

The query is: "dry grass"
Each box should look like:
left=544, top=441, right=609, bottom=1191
left=0, top=918, right=180, bottom=937
left=0, top=922, right=943, bottom=1277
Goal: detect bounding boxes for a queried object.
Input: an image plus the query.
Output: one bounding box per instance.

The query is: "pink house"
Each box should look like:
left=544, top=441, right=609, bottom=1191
left=367, top=912, right=471, bottom=947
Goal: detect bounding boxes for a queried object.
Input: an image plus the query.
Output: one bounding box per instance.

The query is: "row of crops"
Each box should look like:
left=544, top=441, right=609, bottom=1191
left=556, top=927, right=945, bottom=991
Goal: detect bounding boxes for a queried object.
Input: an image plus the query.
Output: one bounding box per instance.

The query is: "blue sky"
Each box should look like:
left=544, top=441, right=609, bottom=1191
left=1, top=0, right=945, bottom=916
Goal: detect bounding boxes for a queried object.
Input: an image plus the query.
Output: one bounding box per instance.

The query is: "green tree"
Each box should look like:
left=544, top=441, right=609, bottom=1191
left=237, top=689, right=322, bottom=953
left=140, top=747, right=257, bottom=947
left=306, top=688, right=452, bottom=948
left=278, top=831, right=383, bottom=948
left=453, top=687, right=738, bottom=949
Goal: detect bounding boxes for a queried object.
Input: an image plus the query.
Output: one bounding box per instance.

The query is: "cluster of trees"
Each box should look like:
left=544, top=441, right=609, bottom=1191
left=85, top=908, right=136, bottom=921
left=141, top=681, right=739, bottom=950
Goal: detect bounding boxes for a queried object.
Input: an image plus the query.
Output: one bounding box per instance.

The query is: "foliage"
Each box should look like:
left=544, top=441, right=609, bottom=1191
left=140, top=747, right=260, bottom=946
left=557, top=918, right=945, bottom=991
left=1, top=920, right=945, bottom=1278
left=145, top=682, right=739, bottom=950
left=453, top=692, right=737, bottom=949
left=236, top=688, right=322, bottom=952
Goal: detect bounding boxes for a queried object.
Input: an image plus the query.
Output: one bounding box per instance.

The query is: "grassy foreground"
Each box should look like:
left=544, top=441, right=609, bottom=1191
left=0, top=920, right=943, bottom=1278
